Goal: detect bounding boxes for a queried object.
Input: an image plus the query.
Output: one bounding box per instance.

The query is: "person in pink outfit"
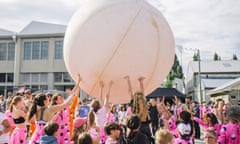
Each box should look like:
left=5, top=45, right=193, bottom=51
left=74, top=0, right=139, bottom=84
left=89, top=81, right=113, bottom=144
left=51, top=93, right=72, bottom=144
left=174, top=111, right=194, bottom=144
left=28, top=74, right=81, bottom=144
left=217, top=105, right=240, bottom=144
left=193, top=112, right=222, bottom=137
left=10, top=96, right=28, bottom=144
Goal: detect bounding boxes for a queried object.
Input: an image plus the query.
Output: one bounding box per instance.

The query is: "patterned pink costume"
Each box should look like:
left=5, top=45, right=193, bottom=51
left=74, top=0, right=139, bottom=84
left=217, top=122, right=240, bottom=144
left=29, top=107, right=48, bottom=144
left=10, top=127, right=27, bottom=144
left=168, top=116, right=178, bottom=138
left=174, top=138, right=193, bottom=144
left=29, top=120, right=46, bottom=144
left=55, top=108, right=71, bottom=144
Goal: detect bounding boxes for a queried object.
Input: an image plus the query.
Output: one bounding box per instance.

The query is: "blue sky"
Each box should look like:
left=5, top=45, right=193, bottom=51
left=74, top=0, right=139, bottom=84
left=0, top=0, right=239, bottom=74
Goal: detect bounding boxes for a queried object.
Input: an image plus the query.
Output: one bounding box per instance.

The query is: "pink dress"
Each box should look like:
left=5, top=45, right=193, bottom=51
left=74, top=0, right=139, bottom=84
left=29, top=120, right=46, bottom=144
left=217, top=122, right=240, bottom=144
left=107, top=112, right=115, bottom=122
left=55, top=108, right=71, bottom=144
left=10, top=127, right=27, bottom=144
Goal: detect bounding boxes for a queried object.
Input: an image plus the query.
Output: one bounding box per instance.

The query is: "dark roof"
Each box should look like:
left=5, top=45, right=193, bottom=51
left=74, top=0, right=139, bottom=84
left=146, top=87, right=186, bottom=98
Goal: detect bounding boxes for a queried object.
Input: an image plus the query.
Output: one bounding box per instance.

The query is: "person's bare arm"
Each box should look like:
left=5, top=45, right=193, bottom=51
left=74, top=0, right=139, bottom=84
left=0, top=119, right=11, bottom=136
left=104, top=81, right=113, bottom=112
left=99, top=80, right=104, bottom=106
left=138, top=77, right=145, bottom=94
left=124, top=76, right=133, bottom=99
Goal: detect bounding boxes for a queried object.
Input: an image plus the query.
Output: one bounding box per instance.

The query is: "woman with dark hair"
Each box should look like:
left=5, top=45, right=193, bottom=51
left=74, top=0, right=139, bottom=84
left=126, top=114, right=149, bottom=144
left=174, top=111, right=194, bottom=144
left=193, top=112, right=222, bottom=137
left=28, top=74, right=81, bottom=144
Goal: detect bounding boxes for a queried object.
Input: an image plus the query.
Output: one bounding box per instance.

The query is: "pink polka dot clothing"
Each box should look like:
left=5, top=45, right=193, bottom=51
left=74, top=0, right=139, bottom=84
left=55, top=108, right=71, bottom=144
left=10, top=127, right=27, bottom=144
left=29, top=121, right=46, bottom=144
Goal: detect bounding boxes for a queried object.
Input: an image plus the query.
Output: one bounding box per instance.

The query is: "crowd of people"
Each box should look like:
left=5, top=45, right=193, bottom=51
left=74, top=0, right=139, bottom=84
left=0, top=74, right=239, bottom=144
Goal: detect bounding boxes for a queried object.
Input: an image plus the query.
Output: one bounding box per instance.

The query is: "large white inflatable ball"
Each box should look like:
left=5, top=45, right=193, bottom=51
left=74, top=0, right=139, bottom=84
left=64, top=0, right=175, bottom=104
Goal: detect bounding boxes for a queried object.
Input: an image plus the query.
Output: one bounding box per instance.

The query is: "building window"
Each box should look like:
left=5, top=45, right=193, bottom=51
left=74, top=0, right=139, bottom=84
left=0, top=43, right=7, bottom=60
left=0, top=73, right=6, bottom=82
left=8, top=42, right=15, bottom=60
left=21, top=73, right=48, bottom=83
left=7, top=73, right=13, bottom=82
left=21, top=73, right=31, bottom=83
left=54, top=72, right=73, bottom=82
left=32, top=41, right=40, bottom=60
left=24, top=41, right=49, bottom=60
left=24, top=42, right=31, bottom=60
left=31, top=73, right=39, bottom=83
left=0, top=73, right=14, bottom=83
left=40, top=73, right=48, bottom=83
left=41, top=41, right=48, bottom=59
left=55, top=40, right=63, bottom=59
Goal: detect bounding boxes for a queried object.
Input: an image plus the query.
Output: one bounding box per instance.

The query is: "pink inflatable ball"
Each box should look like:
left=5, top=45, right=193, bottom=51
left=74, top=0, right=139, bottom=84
left=64, top=0, right=175, bottom=104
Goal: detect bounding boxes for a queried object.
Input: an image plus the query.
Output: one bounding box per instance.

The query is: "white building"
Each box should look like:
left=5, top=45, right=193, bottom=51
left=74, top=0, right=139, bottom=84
left=0, top=21, right=75, bottom=95
left=186, top=60, right=240, bottom=103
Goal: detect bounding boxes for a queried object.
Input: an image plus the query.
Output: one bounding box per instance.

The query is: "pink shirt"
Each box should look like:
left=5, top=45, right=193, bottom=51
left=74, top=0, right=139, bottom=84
left=217, top=122, right=240, bottom=144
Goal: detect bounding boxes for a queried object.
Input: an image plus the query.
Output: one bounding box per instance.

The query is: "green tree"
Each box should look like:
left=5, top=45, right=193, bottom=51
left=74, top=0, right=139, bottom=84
left=193, top=52, right=199, bottom=61
left=233, top=54, right=238, bottom=60
left=213, top=52, right=221, bottom=61
left=164, top=54, right=184, bottom=88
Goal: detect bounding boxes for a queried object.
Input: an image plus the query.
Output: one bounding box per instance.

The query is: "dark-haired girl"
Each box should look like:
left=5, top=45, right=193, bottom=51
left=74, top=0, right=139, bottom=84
left=126, top=114, right=149, bottom=144
left=174, top=111, right=194, bottom=144
left=10, top=96, right=28, bottom=144
left=193, top=112, right=222, bottom=137
left=28, top=74, right=81, bottom=144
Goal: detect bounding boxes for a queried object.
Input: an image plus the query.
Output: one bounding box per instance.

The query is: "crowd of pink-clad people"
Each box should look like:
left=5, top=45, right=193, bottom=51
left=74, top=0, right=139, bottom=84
left=0, top=74, right=239, bottom=144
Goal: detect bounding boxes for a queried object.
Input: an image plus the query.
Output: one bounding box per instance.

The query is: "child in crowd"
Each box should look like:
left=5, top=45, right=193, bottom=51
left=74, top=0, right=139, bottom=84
left=104, top=122, right=121, bottom=144
left=78, top=132, right=93, bottom=144
left=174, top=111, right=194, bottom=144
left=40, top=122, right=59, bottom=144
left=89, top=81, right=113, bottom=143
left=155, top=129, right=174, bottom=144
left=72, top=117, right=88, bottom=144
left=204, top=130, right=217, bottom=144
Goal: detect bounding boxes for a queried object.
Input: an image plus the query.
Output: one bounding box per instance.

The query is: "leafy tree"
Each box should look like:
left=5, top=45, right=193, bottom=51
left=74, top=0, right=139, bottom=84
left=233, top=54, right=238, bottom=60
left=193, top=52, right=199, bottom=61
left=164, top=54, right=184, bottom=88
left=213, top=52, right=221, bottom=61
